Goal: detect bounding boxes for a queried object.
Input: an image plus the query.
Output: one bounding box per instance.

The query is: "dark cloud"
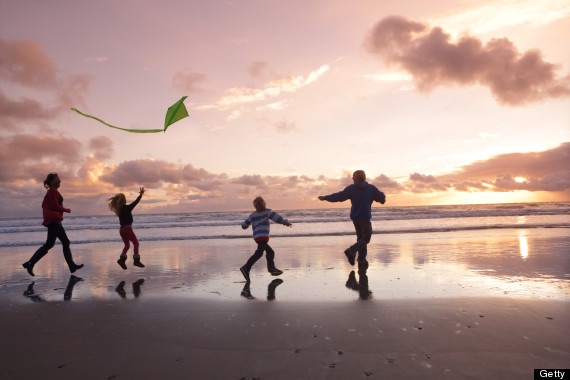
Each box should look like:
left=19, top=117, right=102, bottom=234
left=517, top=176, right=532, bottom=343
left=0, top=134, right=83, bottom=181
left=365, top=16, right=570, bottom=106
left=231, top=174, right=267, bottom=187
left=372, top=174, right=405, bottom=192
left=0, top=89, right=59, bottom=129
left=439, top=142, right=570, bottom=192
left=99, top=159, right=217, bottom=188
left=409, top=172, right=437, bottom=183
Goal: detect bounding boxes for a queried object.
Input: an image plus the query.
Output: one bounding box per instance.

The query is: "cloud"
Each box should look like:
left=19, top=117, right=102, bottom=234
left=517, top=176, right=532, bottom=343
left=364, top=16, right=570, bottom=106
left=197, top=64, right=330, bottom=111
left=275, top=120, right=298, bottom=133
left=433, top=0, right=570, bottom=36
left=247, top=61, right=271, bottom=80
left=99, top=159, right=218, bottom=188
left=0, top=89, right=59, bottom=129
left=0, top=39, right=92, bottom=122
left=172, top=71, right=208, bottom=94
left=413, top=142, right=570, bottom=193
left=83, top=56, right=109, bottom=63
left=2, top=135, right=568, bottom=217
left=88, top=136, right=114, bottom=161
left=0, top=134, right=83, bottom=182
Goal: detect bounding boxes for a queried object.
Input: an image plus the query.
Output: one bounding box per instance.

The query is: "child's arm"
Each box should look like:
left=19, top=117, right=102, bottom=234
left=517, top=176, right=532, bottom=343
left=127, top=187, right=146, bottom=210
left=269, top=211, right=291, bottom=227
left=241, top=217, right=251, bottom=230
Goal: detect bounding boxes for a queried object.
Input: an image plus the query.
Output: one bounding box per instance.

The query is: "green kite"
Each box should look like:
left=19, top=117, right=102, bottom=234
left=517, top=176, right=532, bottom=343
left=71, top=96, right=188, bottom=133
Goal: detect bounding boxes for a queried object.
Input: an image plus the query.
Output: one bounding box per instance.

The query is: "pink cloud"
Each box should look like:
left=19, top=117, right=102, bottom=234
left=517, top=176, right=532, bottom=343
left=0, top=39, right=92, bottom=123
left=172, top=71, right=208, bottom=94
left=365, top=16, right=570, bottom=106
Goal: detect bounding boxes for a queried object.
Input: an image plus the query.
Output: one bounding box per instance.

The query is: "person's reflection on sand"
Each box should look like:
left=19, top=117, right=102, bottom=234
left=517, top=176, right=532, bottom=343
left=240, top=279, right=285, bottom=300
left=116, top=279, right=145, bottom=299
left=23, top=282, right=44, bottom=302
left=64, top=275, right=83, bottom=301
left=241, top=281, right=255, bottom=299
left=267, top=279, right=283, bottom=300
left=345, top=262, right=372, bottom=300
left=132, top=279, right=144, bottom=298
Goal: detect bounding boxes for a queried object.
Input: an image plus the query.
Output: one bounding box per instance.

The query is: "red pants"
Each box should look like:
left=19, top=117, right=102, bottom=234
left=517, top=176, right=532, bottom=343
left=119, top=226, right=139, bottom=256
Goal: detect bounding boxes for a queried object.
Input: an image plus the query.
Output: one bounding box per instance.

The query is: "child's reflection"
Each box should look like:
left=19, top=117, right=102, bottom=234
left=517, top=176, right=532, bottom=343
left=240, top=279, right=284, bottom=300
left=115, top=279, right=145, bottom=299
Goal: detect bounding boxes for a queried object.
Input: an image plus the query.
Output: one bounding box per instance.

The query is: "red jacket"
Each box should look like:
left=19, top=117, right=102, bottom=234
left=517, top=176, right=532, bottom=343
left=42, top=188, right=70, bottom=226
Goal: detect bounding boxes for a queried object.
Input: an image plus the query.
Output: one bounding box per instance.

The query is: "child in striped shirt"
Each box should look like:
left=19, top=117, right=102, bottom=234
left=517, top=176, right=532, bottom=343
left=240, top=196, right=292, bottom=282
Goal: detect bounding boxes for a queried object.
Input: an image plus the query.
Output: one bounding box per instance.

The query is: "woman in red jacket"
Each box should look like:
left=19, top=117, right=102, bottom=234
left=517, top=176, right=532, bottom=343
left=22, top=173, right=84, bottom=276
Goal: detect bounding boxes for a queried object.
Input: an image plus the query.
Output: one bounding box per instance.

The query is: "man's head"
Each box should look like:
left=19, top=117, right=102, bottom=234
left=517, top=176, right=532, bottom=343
left=352, top=170, right=366, bottom=182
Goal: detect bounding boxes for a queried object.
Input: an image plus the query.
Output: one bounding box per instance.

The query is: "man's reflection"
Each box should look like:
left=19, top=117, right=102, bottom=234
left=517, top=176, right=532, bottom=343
left=116, top=279, right=145, bottom=299
left=23, top=275, right=83, bottom=302
left=64, top=275, right=83, bottom=301
left=345, top=261, right=372, bottom=299
left=240, top=279, right=284, bottom=300
left=23, top=281, right=44, bottom=302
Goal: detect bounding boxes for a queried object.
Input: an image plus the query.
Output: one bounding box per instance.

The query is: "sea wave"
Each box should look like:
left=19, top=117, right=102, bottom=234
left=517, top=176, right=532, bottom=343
left=2, top=223, right=568, bottom=248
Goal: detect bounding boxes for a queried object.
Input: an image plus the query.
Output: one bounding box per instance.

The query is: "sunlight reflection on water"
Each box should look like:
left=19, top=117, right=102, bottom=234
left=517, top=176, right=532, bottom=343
left=2, top=228, right=569, bottom=303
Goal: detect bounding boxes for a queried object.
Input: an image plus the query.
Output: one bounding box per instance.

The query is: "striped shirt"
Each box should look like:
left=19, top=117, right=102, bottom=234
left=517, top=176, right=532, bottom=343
left=241, top=209, right=289, bottom=241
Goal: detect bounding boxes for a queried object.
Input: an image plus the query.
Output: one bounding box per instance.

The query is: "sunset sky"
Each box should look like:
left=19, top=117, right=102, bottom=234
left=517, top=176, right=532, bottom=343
left=1, top=0, right=569, bottom=217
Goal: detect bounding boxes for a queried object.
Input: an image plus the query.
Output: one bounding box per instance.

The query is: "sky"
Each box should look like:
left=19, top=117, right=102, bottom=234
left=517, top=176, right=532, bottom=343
left=1, top=0, right=569, bottom=217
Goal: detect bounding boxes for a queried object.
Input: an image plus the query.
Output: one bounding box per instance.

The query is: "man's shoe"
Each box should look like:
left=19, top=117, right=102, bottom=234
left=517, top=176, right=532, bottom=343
left=240, top=266, right=250, bottom=282
left=269, top=268, right=283, bottom=276
left=344, top=249, right=355, bottom=266
left=23, top=262, right=35, bottom=277
left=70, top=264, right=84, bottom=273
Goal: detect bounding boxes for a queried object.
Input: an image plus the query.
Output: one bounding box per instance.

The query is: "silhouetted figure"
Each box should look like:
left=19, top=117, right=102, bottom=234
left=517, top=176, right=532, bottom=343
left=319, top=170, right=386, bottom=266
left=22, top=173, right=84, bottom=276
left=107, top=187, right=146, bottom=270
left=240, top=196, right=292, bottom=282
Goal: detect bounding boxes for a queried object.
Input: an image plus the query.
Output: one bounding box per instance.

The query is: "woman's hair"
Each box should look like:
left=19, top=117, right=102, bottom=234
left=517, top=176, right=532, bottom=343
left=253, top=196, right=266, bottom=212
left=107, top=193, right=127, bottom=216
left=43, top=172, right=58, bottom=189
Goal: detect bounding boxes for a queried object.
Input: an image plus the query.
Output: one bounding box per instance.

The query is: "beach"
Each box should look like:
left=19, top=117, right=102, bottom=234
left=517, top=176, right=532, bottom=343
left=1, top=226, right=569, bottom=379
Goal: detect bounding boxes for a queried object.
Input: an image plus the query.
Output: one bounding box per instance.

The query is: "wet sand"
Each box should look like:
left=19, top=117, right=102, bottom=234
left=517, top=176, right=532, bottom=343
left=1, top=228, right=569, bottom=379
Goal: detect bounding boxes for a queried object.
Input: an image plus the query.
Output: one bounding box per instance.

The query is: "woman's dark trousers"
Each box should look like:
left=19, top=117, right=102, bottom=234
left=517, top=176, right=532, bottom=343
left=28, top=222, right=75, bottom=269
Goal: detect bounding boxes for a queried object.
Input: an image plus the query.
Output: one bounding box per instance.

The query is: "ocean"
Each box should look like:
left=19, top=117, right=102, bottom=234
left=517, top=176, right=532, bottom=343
left=1, top=202, right=569, bottom=248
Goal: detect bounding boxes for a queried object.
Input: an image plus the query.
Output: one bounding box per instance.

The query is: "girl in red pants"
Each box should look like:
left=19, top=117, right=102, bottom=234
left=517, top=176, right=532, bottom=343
left=107, top=187, right=146, bottom=269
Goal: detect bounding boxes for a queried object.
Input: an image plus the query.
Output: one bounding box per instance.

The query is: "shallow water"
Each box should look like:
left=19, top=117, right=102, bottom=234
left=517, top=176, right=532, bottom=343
left=1, top=228, right=568, bottom=304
